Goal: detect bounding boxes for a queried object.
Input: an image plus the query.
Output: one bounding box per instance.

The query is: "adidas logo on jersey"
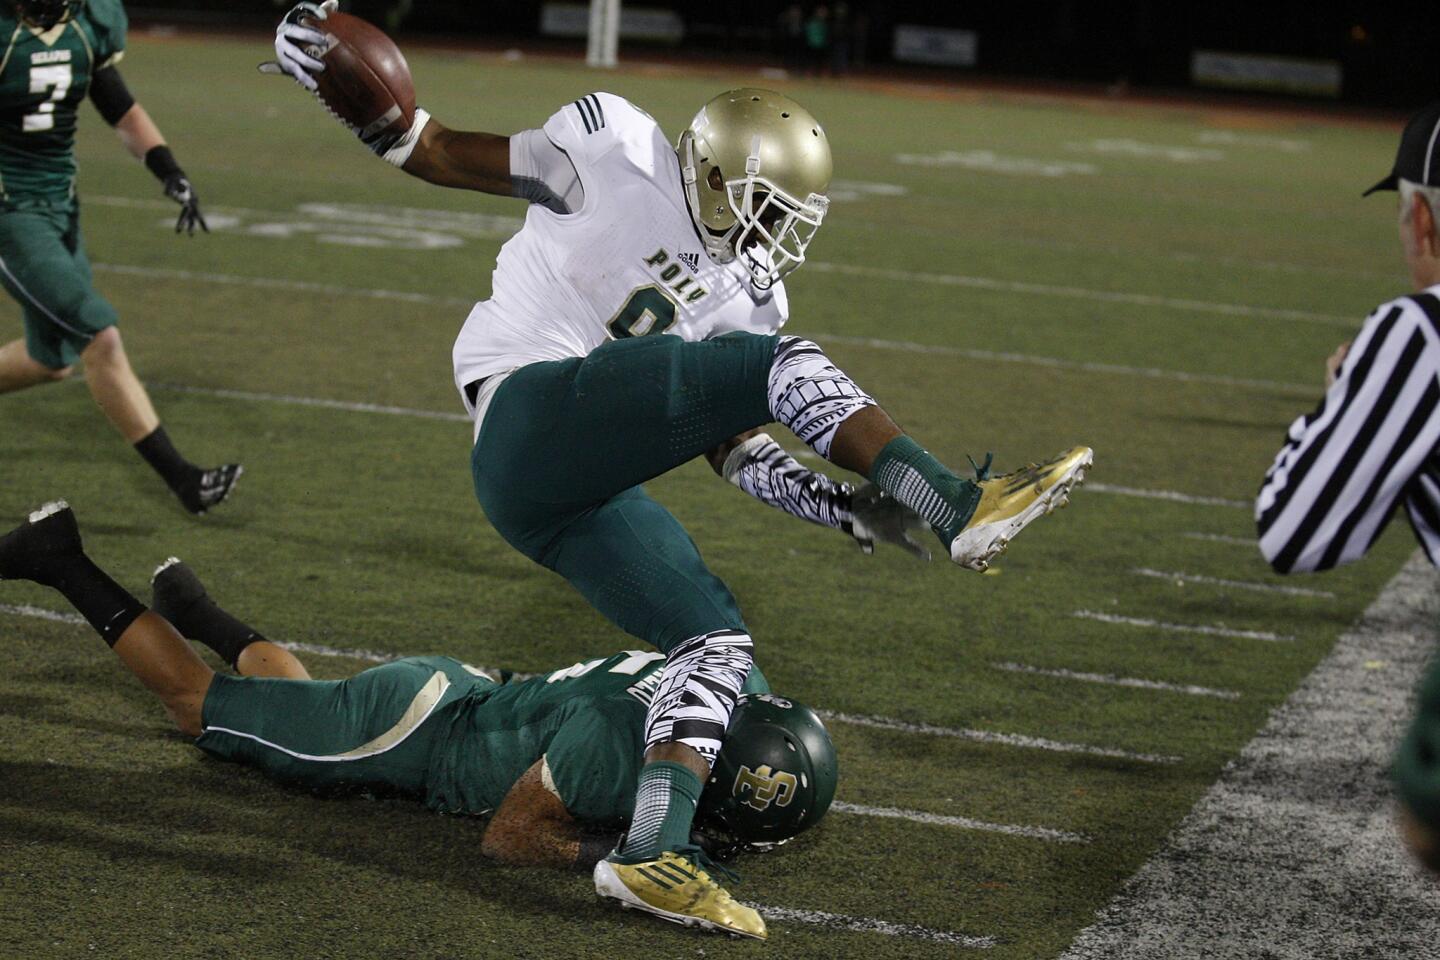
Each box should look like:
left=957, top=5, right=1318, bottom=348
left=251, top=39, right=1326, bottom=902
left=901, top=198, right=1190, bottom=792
left=679, top=251, right=701, bottom=272
left=642, top=247, right=709, bottom=304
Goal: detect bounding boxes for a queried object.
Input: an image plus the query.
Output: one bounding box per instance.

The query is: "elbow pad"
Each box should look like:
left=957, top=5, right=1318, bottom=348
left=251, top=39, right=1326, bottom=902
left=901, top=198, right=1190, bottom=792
left=89, top=66, right=135, bottom=127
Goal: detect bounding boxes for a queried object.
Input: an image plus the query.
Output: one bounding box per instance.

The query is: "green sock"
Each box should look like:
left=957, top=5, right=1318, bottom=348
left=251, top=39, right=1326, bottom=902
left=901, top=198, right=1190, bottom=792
left=616, top=760, right=704, bottom=862
left=869, top=435, right=981, bottom=543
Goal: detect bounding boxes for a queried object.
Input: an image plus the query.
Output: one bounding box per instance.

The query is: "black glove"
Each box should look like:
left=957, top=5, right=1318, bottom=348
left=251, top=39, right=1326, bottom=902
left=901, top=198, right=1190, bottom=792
left=163, top=173, right=207, bottom=236
left=145, top=145, right=208, bottom=236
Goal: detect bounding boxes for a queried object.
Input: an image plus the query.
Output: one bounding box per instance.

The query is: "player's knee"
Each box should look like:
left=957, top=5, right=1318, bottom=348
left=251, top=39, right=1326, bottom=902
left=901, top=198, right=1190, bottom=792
left=81, top=326, right=125, bottom=366
left=42, top=363, right=73, bottom=382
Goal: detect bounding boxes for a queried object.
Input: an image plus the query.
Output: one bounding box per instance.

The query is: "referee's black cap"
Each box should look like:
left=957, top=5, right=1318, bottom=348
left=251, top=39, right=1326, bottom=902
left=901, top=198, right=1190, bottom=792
left=1365, top=102, right=1440, bottom=196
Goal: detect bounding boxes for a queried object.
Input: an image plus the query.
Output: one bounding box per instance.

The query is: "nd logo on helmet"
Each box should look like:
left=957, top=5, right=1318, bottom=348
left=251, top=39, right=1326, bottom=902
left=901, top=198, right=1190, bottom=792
left=734, top=764, right=798, bottom=812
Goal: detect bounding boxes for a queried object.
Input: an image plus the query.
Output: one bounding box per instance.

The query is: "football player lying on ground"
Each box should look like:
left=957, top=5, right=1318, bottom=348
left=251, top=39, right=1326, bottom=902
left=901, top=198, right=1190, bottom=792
left=0, top=500, right=837, bottom=939
left=264, top=2, right=1091, bottom=938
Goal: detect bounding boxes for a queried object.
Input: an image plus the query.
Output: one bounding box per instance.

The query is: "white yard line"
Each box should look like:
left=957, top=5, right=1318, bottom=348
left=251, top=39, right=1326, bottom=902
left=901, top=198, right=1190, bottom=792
left=87, top=261, right=1322, bottom=397
left=154, top=382, right=471, bottom=424
left=0, top=603, right=84, bottom=625
left=1181, top=531, right=1256, bottom=546
left=812, top=334, right=1314, bottom=397
left=1073, top=610, right=1293, bottom=642
left=747, top=904, right=996, bottom=949
left=818, top=710, right=1180, bottom=764
left=1131, top=567, right=1335, bottom=599
left=0, top=604, right=1179, bottom=764
left=832, top=800, right=1089, bottom=843
left=993, top=661, right=1241, bottom=700
left=1060, top=552, right=1440, bottom=959
left=92, top=262, right=477, bottom=310
left=1086, top=483, right=1249, bottom=509
left=802, top=260, right=1356, bottom=327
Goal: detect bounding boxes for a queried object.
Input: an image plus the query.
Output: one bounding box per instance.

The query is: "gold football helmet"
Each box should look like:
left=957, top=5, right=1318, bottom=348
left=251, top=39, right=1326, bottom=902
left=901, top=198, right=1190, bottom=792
left=677, top=88, right=832, bottom=289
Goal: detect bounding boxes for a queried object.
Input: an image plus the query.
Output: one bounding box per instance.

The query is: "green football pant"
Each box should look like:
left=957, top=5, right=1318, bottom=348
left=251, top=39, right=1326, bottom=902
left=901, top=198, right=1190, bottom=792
left=471, top=333, right=779, bottom=655
left=195, top=656, right=487, bottom=796
left=0, top=202, right=119, bottom=369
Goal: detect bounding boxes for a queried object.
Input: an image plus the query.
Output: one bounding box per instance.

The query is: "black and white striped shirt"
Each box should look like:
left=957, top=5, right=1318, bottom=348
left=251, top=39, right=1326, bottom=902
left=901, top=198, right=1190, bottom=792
left=1257, top=290, right=1440, bottom=572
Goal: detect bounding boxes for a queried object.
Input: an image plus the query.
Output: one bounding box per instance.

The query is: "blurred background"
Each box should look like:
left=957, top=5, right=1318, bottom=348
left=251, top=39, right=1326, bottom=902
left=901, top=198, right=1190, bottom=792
left=132, top=1, right=1438, bottom=108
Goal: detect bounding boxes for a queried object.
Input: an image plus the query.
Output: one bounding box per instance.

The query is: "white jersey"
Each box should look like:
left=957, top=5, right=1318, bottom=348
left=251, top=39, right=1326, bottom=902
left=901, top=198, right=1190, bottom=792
left=452, top=92, right=788, bottom=431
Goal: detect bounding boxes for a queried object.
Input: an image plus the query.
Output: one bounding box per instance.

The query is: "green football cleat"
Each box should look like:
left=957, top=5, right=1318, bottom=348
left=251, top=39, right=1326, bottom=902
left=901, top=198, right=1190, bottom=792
left=594, top=850, right=767, bottom=940
left=948, top=445, right=1093, bottom=571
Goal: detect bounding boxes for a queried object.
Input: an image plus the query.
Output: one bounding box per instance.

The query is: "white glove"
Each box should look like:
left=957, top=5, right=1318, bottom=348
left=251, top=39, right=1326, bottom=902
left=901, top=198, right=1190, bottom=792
left=257, top=0, right=338, bottom=92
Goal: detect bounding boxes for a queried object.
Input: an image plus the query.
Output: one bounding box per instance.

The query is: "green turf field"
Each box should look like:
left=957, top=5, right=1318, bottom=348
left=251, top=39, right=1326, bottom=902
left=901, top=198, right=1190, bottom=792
left=0, top=29, right=1420, bottom=958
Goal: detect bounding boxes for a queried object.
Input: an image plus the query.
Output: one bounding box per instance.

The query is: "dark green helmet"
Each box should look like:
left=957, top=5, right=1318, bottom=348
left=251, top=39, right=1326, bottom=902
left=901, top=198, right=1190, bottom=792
left=14, top=0, right=83, bottom=29
left=696, top=694, right=837, bottom=852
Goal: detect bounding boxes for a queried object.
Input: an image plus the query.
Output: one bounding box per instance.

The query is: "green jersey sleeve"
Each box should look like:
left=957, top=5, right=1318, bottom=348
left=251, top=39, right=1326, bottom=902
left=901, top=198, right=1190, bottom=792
left=83, top=0, right=127, bottom=69
left=541, top=695, right=644, bottom=828
left=742, top=663, right=771, bottom=695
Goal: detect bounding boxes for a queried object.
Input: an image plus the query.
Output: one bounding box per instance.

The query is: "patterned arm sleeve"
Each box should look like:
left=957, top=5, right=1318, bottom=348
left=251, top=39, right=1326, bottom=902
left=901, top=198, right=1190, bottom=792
left=1256, top=298, right=1440, bottom=573
left=722, top=433, right=854, bottom=532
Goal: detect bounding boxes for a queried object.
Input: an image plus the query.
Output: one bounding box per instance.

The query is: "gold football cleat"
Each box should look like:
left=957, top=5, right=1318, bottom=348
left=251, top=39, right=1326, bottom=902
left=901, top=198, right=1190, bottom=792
left=594, top=851, right=767, bottom=940
left=948, top=445, right=1093, bottom=571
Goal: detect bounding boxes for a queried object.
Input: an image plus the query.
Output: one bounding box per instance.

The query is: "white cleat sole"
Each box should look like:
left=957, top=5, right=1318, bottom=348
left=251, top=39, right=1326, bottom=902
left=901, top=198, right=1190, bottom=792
left=949, top=449, right=1093, bottom=571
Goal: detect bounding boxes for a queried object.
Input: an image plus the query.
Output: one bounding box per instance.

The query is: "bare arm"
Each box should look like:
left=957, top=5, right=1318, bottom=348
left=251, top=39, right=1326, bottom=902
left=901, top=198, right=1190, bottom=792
left=113, top=102, right=165, bottom=159
left=481, top=759, right=618, bottom=869
left=401, top=117, right=511, bottom=194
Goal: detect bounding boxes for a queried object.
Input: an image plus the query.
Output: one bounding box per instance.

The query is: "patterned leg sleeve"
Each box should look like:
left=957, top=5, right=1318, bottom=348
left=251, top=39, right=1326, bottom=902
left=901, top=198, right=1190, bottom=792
left=643, top=629, right=755, bottom=763
left=768, top=337, right=877, bottom=460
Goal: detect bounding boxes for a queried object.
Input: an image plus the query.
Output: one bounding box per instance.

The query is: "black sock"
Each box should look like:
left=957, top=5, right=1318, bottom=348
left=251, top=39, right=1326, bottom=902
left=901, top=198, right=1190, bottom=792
left=168, top=596, right=266, bottom=669
left=134, top=426, right=198, bottom=492
left=37, top=554, right=147, bottom=647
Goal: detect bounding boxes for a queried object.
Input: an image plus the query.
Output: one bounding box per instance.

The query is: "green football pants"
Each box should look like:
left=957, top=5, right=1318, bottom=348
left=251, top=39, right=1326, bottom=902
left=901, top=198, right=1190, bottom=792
left=471, top=333, right=779, bottom=655
left=0, top=202, right=119, bottom=369
left=195, top=656, right=487, bottom=796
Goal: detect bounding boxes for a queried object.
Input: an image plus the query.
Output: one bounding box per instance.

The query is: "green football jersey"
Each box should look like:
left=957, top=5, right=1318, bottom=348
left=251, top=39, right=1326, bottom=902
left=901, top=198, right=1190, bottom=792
left=0, top=0, right=126, bottom=204
left=427, top=651, right=770, bottom=827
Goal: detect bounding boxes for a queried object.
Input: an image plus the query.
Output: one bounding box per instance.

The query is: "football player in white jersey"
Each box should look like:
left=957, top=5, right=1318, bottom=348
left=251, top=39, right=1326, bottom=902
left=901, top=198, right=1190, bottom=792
left=267, top=3, right=1092, bottom=939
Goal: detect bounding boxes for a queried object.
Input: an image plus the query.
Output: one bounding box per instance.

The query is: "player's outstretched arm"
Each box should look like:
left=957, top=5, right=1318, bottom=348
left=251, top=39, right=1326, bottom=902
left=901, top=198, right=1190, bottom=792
left=399, top=119, right=512, bottom=194
left=90, top=68, right=207, bottom=235
left=709, top=430, right=932, bottom=559
left=482, top=760, right=620, bottom=870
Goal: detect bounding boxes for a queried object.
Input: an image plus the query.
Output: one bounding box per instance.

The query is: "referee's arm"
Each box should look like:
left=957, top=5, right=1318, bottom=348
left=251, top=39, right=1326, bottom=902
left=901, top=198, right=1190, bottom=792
left=1256, top=298, right=1440, bottom=573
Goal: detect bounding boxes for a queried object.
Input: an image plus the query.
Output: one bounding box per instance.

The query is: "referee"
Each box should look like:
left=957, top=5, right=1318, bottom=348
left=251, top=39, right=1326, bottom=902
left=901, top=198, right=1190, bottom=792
left=1256, top=102, right=1440, bottom=875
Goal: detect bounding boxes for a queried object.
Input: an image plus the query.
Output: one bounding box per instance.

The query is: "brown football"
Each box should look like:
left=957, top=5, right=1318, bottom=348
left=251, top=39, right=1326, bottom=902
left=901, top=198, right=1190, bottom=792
left=301, top=11, right=415, bottom=141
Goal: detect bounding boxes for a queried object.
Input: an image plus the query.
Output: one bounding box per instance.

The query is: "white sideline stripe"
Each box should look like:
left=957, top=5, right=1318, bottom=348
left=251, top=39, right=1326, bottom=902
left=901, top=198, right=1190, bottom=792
left=801, top=261, right=1356, bottom=327
left=993, top=661, right=1242, bottom=700
left=154, top=382, right=472, bottom=424
left=1060, top=552, right=1440, bottom=958
left=1086, top=483, right=1249, bottom=509
left=0, top=605, right=1174, bottom=764
left=87, top=261, right=1320, bottom=397
left=819, top=710, right=1180, bottom=764
left=832, top=800, right=1089, bottom=843
left=1132, top=566, right=1335, bottom=598
left=1073, top=609, right=1293, bottom=643
left=1182, top=531, right=1257, bottom=546
left=746, top=903, right=996, bottom=949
